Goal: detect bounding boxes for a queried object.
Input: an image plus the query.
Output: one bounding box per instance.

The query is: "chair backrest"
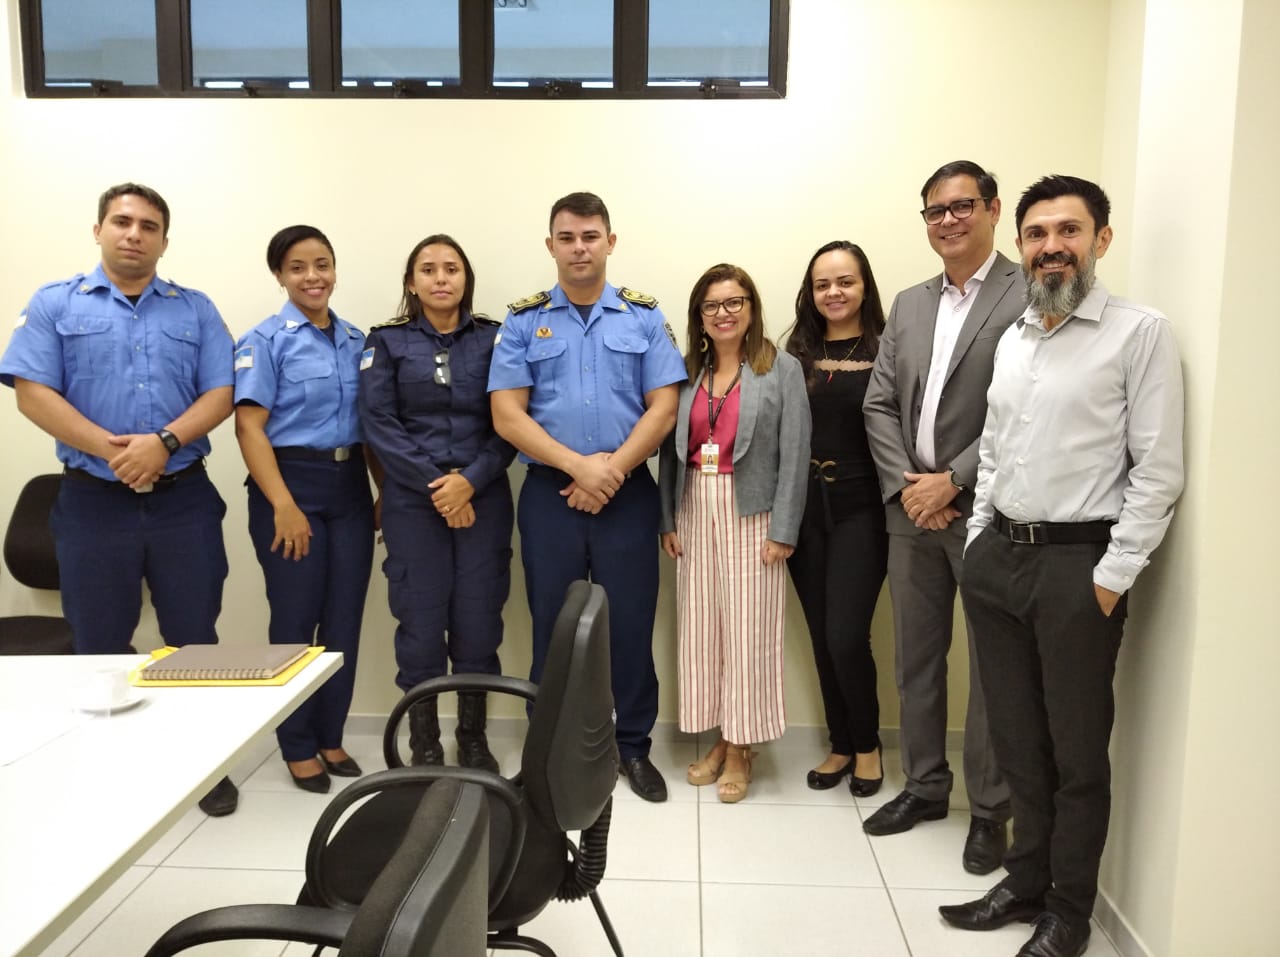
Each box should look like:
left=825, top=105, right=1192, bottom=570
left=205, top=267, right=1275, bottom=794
left=339, top=778, right=490, bottom=957
left=521, top=580, right=618, bottom=832
left=4, top=474, right=62, bottom=590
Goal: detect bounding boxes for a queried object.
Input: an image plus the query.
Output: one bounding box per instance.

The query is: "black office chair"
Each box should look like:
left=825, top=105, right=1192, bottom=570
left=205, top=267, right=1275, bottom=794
left=312, top=580, right=624, bottom=957
left=0, top=474, right=74, bottom=654
left=144, top=775, right=491, bottom=957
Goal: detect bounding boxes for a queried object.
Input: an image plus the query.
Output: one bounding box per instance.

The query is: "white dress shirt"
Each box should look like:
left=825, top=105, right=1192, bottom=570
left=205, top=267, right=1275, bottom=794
left=967, top=281, right=1184, bottom=594
left=915, top=249, right=998, bottom=470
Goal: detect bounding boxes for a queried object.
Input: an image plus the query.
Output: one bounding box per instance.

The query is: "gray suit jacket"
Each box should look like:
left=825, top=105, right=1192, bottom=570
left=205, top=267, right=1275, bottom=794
left=863, top=250, right=1025, bottom=537
left=658, top=350, right=811, bottom=545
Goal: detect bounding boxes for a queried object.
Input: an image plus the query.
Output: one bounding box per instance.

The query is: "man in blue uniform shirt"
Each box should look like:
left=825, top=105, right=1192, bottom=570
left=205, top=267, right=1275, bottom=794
left=489, top=191, right=686, bottom=801
left=0, top=183, right=239, bottom=816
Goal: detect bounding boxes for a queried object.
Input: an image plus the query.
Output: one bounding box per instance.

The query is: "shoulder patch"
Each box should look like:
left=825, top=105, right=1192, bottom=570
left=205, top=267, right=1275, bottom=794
left=234, top=345, right=254, bottom=370
left=372, top=315, right=411, bottom=330
left=663, top=321, right=679, bottom=347
left=620, top=287, right=658, bottom=308
left=508, top=291, right=551, bottom=314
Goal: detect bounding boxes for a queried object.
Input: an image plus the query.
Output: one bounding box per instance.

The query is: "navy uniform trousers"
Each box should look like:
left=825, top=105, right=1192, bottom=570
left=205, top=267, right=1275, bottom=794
left=961, top=526, right=1126, bottom=926
left=518, top=464, right=661, bottom=761
left=247, top=457, right=373, bottom=762
left=380, top=474, right=513, bottom=692
left=52, top=469, right=228, bottom=654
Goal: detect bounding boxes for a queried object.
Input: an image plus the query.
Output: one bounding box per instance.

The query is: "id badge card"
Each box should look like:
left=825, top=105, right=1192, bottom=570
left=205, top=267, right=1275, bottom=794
left=700, top=442, right=720, bottom=474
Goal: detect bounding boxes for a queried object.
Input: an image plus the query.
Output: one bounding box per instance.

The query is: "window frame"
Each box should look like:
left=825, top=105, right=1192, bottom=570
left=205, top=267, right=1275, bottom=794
left=19, top=0, right=789, bottom=99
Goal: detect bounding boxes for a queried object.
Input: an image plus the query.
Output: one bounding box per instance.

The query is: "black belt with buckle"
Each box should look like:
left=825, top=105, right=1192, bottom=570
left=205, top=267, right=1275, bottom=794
left=275, top=444, right=361, bottom=463
left=64, top=458, right=206, bottom=493
left=993, top=509, right=1114, bottom=545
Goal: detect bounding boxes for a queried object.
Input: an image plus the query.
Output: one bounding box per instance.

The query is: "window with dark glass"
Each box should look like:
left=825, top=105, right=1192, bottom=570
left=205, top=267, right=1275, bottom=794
left=341, top=0, right=461, bottom=89
left=191, top=0, right=309, bottom=89
left=38, top=0, right=158, bottom=88
left=492, top=0, right=614, bottom=88
left=648, top=0, right=772, bottom=87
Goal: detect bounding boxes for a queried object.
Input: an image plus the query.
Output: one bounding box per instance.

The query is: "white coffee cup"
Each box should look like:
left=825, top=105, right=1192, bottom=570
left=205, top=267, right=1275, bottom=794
left=81, top=667, right=131, bottom=712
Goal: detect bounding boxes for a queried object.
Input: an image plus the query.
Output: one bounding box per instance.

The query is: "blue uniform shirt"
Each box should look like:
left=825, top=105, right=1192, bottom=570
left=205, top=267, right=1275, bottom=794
left=486, top=283, right=686, bottom=463
left=359, top=311, right=515, bottom=493
left=0, top=264, right=234, bottom=480
left=233, top=300, right=364, bottom=449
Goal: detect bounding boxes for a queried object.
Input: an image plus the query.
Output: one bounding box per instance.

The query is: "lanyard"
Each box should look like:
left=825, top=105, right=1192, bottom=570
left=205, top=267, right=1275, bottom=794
left=706, top=360, right=745, bottom=439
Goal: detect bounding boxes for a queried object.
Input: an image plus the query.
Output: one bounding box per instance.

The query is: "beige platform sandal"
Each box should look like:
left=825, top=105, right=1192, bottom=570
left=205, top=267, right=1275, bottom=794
left=687, top=740, right=727, bottom=786
left=716, top=746, right=756, bottom=804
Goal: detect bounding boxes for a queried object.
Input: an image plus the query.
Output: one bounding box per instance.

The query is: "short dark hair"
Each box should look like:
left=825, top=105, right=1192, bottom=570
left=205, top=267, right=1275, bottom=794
left=683, top=263, right=777, bottom=379
left=1015, top=175, right=1111, bottom=233
left=784, top=240, right=886, bottom=380
left=920, top=160, right=998, bottom=206
left=266, top=225, right=335, bottom=274
left=548, top=191, right=611, bottom=234
left=98, top=182, right=171, bottom=236
left=397, top=234, right=478, bottom=321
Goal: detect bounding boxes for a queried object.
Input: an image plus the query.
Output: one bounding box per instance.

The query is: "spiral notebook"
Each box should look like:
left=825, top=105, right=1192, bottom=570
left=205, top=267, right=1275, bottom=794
left=138, top=643, right=312, bottom=682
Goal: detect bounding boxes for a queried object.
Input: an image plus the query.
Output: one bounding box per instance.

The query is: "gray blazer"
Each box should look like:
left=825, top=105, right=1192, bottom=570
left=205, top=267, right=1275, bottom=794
left=862, top=250, right=1025, bottom=537
left=659, top=350, right=811, bottom=545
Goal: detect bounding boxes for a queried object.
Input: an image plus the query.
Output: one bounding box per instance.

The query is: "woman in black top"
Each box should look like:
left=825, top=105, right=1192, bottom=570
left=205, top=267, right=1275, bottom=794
left=784, top=240, right=889, bottom=797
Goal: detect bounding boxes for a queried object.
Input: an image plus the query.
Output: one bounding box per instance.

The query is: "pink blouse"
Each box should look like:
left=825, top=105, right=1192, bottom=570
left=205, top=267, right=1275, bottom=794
left=687, top=382, right=740, bottom=473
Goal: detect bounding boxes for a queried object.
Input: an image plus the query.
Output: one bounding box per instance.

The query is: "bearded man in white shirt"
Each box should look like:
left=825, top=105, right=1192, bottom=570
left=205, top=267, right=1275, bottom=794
left=939, top=175, right=1184, bottom=957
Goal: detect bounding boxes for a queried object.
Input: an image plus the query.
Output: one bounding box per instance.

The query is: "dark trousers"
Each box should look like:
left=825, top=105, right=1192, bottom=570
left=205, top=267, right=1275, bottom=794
left=247, top=458, right=373, bottom=762
left=380, top=474, right=513, bottom=692
left=788, top=499, right=887, bottom=755
left=962, top=526, right=1126, bottom=924
left=518, top=465, right=660, bottom=761
left=52, top=471, right=228, bottom=654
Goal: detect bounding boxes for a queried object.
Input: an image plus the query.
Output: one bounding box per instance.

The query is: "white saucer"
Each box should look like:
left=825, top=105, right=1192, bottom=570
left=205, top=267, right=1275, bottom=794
left=76, top=694, right=145, bottom=716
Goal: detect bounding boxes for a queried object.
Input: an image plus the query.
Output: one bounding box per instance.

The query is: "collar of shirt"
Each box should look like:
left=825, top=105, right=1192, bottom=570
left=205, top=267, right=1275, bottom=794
left=1018, top=280, right=1110, bottom=333
left=80, top=263, right=173, bottom=303
left=941, top=248, right=998, bottom=298
left=410, top=309, right=477, bottom=342
left=274, top=298, right=357, bottom=339
left=548, top=282, right=622, bottom=324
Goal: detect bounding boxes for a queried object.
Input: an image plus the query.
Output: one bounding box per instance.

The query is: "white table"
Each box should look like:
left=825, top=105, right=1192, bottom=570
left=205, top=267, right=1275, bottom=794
left=0, top=651, right=342, bottom=957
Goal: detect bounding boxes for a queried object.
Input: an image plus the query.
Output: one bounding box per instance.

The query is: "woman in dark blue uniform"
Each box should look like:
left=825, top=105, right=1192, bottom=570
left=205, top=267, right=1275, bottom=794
left=234, top=225, right=376, bottom=793
left=358, top=234, right=515, bottom=772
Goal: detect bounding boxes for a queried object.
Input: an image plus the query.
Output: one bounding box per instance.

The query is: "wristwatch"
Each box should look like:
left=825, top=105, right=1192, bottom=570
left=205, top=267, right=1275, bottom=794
left=948, top=468, right=966, bottom=492
left=156, top=429, right=182, bottom=455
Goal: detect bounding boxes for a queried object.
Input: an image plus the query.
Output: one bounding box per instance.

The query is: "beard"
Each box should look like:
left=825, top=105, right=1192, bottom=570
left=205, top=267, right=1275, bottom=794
left=1023, top=248, right=1097, bottom=319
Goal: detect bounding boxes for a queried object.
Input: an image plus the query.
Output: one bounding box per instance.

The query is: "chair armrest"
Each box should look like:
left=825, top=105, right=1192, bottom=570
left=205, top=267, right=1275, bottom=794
left=144, top=904, right=351, bottom=956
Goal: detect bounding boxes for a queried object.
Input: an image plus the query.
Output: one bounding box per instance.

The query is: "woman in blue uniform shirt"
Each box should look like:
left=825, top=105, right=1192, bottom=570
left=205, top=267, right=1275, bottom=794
left=358, top=234, right=515, bottom=773
left=234, top=225, right=376, bottom=793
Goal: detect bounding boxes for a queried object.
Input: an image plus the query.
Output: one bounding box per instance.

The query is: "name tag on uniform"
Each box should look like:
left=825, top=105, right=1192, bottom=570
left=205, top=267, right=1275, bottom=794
left=700, top=443, right=720, bottom=474
left=234, top=345, right=253, bottom=370
left=360, top=347, right=375, bottom=371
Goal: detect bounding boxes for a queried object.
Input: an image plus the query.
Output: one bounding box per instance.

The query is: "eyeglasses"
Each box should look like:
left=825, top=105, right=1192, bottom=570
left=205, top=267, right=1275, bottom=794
left=919, top=198, right=987, bottom=225
left=699, top=296, right=750, bottom=317
left=433, top=349, right=450, bottom=387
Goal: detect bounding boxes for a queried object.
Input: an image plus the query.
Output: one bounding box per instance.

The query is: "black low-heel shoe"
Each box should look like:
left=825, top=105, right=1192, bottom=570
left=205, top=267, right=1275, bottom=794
left=806, top=761, right=853, bottom=790
left=849, top=748, right=884, bottom=798
left=321, top=755, right=363, bottom=777
left=289, top=766, right=332, bottom=794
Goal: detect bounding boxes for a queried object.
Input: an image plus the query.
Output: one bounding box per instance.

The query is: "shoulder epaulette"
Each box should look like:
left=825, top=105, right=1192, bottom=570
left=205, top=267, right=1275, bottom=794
left=372, top=315, right=411, bottom=330
left=508, top=291, right=551, bottom=314
left=473, top=314, right=501, bottom=327
left=620, top=287, right=658, bottom=308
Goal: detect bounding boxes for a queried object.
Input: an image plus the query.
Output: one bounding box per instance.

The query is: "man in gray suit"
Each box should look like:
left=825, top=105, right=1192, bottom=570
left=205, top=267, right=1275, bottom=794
left=862, top=160, right=1020, bottom=874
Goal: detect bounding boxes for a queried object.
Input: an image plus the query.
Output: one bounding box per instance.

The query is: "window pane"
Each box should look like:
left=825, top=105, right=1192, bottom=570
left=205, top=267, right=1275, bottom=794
left=493, top=0, right=612, bottom=86
left=40, top=0, right=157, bottom=86
left=191, top=0, right=309, bottom=88
left=342, top=0, right=460, bottom=87
left=648, top=0, right=770, bottom=85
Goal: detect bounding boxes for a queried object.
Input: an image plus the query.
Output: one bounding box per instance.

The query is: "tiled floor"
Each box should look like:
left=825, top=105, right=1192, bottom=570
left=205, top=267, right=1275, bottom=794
left=44, top=727, right=1122, bottom=957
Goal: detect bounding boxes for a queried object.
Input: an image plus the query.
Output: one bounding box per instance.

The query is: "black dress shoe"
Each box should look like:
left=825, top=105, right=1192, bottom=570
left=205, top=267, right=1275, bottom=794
left=862, top=790, right=947, bottom=835
left=806, top=761, right=851, bottom=790
left=1017, top=913, right=1090, bottom=957
left=620, top=755, right=668, bottom=802
left=288, top=765, right=332, bottom=794
left=938, top=882, right=1045, bottom=931
left=963, top=815, right=1008, bottom=875
left=321, top=755, right=363, bottom=777
left=197, top=776, right=239, bottom=817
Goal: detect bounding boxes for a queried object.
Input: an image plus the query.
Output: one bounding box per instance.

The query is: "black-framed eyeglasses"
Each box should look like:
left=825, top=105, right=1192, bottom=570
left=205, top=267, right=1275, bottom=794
left=433, top=349, right=450, bottom=387
left=699, top=296, right=750, bottom=317
left=920, top=197, right=987, bottom=225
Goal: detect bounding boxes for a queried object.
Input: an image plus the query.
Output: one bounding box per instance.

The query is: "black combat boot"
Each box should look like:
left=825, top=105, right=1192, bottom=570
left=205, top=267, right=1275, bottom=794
left=407, top=697, right=444, bottom=766
left=455, top=691, right=500, bottom=773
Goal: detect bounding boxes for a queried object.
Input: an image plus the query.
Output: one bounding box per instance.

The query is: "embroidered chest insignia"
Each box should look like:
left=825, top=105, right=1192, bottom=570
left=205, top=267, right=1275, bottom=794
left=535, top=327, right=553, bottom=339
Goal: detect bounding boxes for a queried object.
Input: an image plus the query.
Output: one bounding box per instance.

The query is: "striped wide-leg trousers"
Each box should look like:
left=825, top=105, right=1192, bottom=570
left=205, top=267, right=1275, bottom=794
left=675, top=470, right=786, bottom=744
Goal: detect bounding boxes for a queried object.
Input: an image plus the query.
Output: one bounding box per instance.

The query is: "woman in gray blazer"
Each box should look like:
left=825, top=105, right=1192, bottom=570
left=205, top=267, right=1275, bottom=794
left=658, top=263, right=811, bottom=803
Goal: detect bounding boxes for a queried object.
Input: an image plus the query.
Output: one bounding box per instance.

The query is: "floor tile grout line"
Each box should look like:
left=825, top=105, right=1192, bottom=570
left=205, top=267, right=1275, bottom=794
left=860, top=802, right=917, bottom=957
